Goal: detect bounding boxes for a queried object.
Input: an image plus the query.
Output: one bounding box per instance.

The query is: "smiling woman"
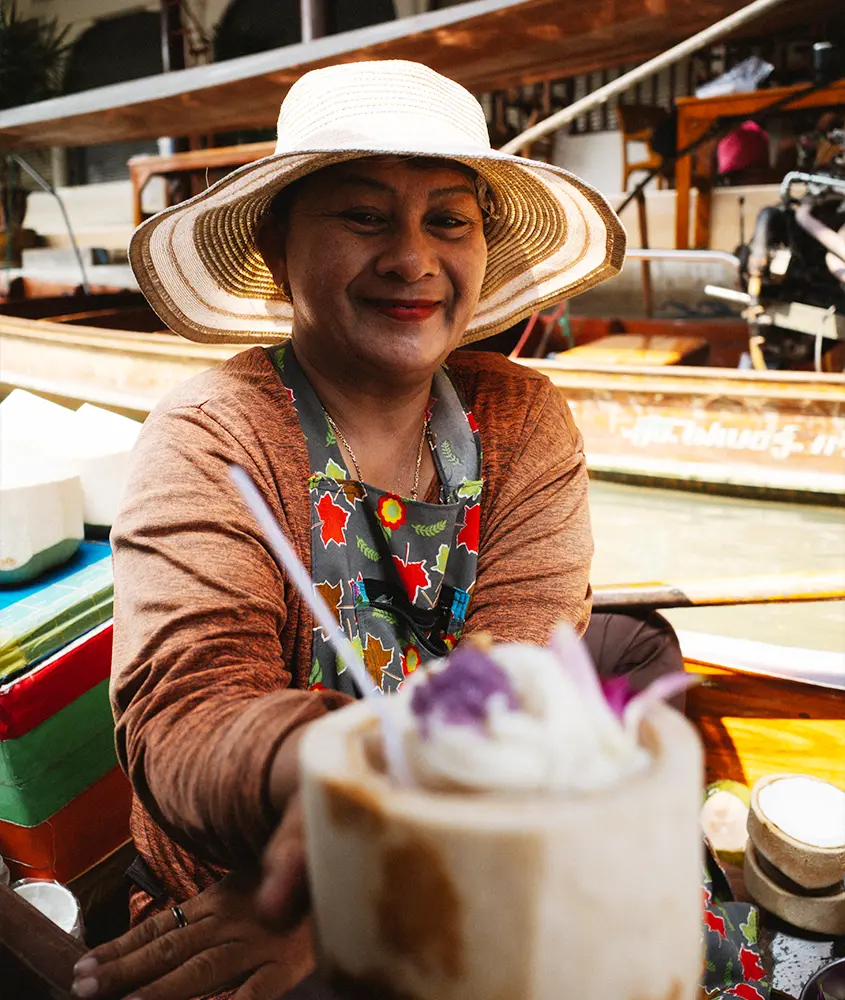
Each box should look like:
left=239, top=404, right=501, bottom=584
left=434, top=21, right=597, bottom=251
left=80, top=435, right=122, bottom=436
left=79, top=60, right=635, bottom=1000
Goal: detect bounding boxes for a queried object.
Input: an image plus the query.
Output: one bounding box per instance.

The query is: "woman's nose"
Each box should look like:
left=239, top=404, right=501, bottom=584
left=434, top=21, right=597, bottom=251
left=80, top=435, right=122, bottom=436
left=375, top=223, right=439, bottom=283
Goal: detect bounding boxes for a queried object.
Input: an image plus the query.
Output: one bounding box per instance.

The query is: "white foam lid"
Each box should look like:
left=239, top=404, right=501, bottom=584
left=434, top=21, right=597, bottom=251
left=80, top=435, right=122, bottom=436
left=13, top=880, right=80, bottom=934
left=758, top=776, right=845, bottom=849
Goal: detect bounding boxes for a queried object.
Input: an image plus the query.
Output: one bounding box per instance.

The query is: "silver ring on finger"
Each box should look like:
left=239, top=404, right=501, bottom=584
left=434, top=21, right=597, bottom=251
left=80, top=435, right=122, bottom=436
left=171, top=904, right=188, bottom=929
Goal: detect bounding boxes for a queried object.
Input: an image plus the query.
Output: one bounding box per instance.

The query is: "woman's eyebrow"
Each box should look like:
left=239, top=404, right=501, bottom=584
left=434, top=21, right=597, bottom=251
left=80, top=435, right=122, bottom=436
left=333, top=176, right=476, bottom=200
left=428, top=184, right=477, bottom=199
left=334, top=175, right=393, bottom=194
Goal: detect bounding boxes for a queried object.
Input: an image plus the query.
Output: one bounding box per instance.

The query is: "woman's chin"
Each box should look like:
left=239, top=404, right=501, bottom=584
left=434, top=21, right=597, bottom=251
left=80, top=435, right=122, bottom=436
left=358, top=323, right=464, bottom=378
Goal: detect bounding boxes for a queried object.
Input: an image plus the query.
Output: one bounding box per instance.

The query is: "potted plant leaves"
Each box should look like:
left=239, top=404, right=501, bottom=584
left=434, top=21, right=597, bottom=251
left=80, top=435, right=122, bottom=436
left=0, top=1, right=70, bottom=264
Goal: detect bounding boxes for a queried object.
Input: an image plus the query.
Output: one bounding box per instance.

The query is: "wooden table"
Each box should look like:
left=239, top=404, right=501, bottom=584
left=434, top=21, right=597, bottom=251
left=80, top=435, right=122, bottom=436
left=674, top=79, right=845, bottom=250
left=129, top=140, right=275, bottom=226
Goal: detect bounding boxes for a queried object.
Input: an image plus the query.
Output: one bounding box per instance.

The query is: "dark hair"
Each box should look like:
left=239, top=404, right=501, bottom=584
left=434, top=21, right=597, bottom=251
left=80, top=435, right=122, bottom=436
left=267, top=176, right=305, bottom=228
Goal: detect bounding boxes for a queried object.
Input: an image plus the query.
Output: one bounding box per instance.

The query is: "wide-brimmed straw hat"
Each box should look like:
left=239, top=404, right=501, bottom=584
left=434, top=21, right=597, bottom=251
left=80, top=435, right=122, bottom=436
left=129, top=60, right=626, bottom=346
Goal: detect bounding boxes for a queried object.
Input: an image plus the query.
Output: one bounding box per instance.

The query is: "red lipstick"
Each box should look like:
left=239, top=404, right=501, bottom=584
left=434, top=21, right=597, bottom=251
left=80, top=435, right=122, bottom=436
left=366, top=299, right=441, bottom=322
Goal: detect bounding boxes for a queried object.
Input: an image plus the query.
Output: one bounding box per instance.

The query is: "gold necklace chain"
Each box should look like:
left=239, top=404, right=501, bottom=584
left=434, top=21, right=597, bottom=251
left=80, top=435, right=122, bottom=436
left=324, top=411, right=429, bottom=501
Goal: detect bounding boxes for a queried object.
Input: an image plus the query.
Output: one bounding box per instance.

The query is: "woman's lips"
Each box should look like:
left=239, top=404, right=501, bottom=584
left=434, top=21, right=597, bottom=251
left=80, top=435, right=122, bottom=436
left=365, top=299, right=441, bottom=323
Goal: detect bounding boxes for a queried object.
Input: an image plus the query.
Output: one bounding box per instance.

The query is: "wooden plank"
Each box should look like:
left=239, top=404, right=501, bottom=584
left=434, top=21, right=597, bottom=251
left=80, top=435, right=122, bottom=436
left=129, top=139, right=275, bottom=177
left=553, top=333, right=709, bottom=366
left=685, top=663, right=845, bottom=790
left=0, top=0, right=839, bottom=150
left=593, top=570, right=845, bottom=610
left=0, top=882, right=84, bottom=998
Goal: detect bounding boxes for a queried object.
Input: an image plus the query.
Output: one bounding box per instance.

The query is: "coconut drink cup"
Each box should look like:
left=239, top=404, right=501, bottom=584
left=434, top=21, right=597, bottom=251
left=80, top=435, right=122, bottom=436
left=299, top=637, right=704, bottom=1000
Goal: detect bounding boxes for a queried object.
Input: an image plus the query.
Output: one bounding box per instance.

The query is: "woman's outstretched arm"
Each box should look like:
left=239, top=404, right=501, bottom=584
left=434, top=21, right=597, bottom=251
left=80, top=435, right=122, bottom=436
left=111, top=398, right=348, bottom=870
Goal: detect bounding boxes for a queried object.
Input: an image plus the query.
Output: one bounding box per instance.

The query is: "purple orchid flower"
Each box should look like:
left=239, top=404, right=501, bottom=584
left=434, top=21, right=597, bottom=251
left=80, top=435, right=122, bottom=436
left=410, top=645, right=518, bottom=738
left=550, top=623, right=699, bottom=730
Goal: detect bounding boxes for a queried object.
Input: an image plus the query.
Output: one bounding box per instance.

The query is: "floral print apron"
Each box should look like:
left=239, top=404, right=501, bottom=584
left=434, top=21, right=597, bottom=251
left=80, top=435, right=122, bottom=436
left=268, top=344, right=483, bottom=695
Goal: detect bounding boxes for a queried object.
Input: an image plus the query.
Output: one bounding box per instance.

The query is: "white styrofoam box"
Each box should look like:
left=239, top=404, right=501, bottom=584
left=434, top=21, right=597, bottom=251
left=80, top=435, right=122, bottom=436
left=0, top=390, right=141, bottom=527
left=0, top=447, right=84, bottom=580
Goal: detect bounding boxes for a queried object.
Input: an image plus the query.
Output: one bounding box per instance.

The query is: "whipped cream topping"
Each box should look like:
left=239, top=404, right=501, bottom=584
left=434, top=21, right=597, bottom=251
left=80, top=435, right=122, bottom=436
left=384, top=635, right=653, bottom=794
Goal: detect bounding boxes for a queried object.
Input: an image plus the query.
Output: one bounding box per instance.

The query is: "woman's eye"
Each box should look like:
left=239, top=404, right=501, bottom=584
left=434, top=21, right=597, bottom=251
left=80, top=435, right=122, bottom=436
left=429, top=214, right=472, bottom=233
left=340, top=211, right=385, bottom=227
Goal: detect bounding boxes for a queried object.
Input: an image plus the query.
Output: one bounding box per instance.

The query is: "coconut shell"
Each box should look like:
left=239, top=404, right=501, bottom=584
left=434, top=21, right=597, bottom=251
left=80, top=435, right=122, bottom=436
left=744, top=844, right=845, bottom=936
left=301, top=700, right=705, bottom=999
left=748, top=774, right=845, bottom=890
left=701, top=783, right=750, bottom=866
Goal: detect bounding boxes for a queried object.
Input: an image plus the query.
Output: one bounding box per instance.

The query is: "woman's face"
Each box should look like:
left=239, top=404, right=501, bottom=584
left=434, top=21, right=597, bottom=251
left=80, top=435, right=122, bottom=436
left=258, top=157, right=488, bottom=384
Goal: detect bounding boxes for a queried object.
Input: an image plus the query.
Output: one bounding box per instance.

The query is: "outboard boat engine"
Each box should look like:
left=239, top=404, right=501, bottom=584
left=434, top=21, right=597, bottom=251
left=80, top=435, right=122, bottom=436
left=710, top=124, right=845, bottom=370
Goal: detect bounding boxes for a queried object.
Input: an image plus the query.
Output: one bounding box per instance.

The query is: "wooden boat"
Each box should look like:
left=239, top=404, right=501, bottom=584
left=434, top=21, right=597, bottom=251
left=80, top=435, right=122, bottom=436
left=0, top=293, right=238, bottom=419
left=1, top=0, right=842, bottom=503
left=684, top=649, right=845, bottom=821
left=504, top=302, right=845, bottom=505
left=2, top=291, right=842, bottom=504
left=521, top=348, right=845, bottom=506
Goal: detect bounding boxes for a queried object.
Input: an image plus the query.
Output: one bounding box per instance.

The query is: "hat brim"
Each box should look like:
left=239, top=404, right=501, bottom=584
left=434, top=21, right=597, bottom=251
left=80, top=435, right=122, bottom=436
left=129, top=148, right=626, bottom=346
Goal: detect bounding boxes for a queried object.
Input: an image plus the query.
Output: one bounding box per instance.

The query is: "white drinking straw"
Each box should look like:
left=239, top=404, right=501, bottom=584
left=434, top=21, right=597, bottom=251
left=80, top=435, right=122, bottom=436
left=229, top=464, right=413, bottom=784
left=230, top=464, right=371, bottom=694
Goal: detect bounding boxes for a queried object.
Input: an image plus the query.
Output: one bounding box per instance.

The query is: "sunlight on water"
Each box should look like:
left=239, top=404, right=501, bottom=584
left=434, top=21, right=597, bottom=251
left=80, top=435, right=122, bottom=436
left=589, top=481, right=845, bottom=652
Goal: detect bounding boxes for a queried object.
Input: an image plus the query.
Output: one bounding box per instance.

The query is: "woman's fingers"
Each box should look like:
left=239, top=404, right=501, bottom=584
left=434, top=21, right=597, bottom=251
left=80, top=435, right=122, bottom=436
left=107, top=941, right=249, bottom=1000
left=75, top=898, right=208, bottom=971
left=257, top=796, right=309, bottom=926
left=72, top=920, right=223, bottom=999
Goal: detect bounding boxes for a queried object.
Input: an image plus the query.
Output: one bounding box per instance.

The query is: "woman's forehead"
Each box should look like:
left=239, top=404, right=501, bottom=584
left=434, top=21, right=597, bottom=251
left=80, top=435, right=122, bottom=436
left=307, top=156, right=478, bottom=193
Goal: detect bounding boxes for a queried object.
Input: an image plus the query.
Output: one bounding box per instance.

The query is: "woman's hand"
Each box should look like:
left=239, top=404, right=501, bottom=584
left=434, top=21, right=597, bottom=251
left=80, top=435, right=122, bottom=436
left=71, top=870, right=315, bottom=1000
left=260, top=740, right=310, bottom=926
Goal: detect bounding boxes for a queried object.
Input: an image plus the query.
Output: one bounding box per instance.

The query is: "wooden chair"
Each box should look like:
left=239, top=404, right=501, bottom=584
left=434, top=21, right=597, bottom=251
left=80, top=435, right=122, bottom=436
left=617, top=103, right=669, bottom=190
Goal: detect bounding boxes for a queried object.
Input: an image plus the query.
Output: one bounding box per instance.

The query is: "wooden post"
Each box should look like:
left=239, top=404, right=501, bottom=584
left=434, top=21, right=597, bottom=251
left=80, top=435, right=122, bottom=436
left=635, top=188, right=654, bottom=317
left=674, top=115, right=709, bottom=249
left=693, top=175, right=713, bottom=249
left=160, top=0, right=186, bottom=74
left=159, top=1, right=190, bottom=197
left=300, top=0, right=326, bottom=42
left=674, top=145, right=693, bottom=248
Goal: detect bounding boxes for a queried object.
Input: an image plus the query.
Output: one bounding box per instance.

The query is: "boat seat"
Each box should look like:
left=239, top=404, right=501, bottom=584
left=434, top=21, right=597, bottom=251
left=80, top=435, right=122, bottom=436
left=551, top=334, right=710, bottom=366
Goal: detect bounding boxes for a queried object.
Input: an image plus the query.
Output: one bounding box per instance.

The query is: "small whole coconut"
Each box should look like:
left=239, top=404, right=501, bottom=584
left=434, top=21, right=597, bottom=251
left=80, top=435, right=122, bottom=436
left=701, top=780, right=751, bottom=866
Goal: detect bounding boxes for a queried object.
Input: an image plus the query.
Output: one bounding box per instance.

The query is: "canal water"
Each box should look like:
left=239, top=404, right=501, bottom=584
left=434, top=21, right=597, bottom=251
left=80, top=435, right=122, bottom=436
left=588, top=481, right=845, bottom=653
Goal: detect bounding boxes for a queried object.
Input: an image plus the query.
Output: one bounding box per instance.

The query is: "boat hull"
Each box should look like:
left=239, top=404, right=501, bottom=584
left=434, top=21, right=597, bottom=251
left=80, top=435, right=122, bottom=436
left=0, top=312, right=240, bottom=419
left=3, top=306, right=844, bottom=504
left=684, top=659, right=844, bottom=791
left=523, top=359, right=845, bottom=505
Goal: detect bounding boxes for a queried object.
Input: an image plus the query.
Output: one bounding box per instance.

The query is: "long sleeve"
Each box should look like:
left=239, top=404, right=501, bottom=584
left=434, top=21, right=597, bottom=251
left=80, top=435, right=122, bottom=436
left=110, top=381, right=347, bottom=869
left=454, top=355, right=593, bottom=644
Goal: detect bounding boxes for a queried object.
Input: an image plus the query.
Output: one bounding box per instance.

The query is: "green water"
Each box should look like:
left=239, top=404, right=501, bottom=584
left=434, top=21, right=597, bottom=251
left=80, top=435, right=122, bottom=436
left=588, top=481, right=845, bottom=652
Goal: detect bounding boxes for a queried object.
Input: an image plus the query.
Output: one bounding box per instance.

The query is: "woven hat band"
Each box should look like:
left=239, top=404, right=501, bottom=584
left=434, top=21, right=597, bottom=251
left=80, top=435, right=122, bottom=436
left=275, top=61, right=490, bottom=155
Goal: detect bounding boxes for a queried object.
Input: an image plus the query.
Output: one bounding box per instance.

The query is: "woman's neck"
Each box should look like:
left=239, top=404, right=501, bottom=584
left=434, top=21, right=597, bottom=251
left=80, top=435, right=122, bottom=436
left=293, top=345, right=437, bottom=497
